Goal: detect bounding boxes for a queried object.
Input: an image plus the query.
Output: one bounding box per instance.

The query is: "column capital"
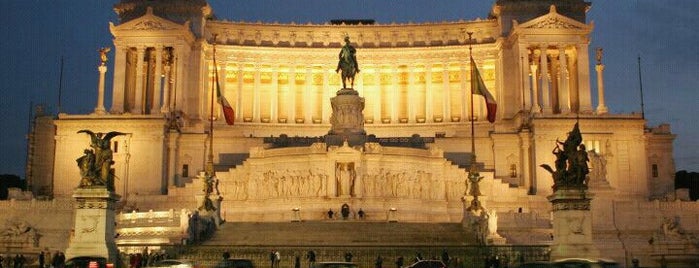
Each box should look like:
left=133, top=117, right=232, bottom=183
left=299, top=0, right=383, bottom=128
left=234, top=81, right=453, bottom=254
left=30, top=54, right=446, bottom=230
left=595, top=64, right=605, bottom=72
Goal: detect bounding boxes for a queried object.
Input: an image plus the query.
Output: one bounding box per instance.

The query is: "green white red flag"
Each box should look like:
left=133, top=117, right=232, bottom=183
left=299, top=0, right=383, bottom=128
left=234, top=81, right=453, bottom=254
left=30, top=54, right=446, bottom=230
left=214, top=66, right=235, bottom=125
left=470, top=57, right=497, bottom=123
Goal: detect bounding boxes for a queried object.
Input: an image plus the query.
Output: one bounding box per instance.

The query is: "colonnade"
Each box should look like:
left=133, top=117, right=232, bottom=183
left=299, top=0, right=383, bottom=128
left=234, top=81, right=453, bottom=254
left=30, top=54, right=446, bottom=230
left=110, top=45, right=185, bottom=115
left=519, top=43, right=593, bottom=115
left=210, top=61, right=494, bottom=125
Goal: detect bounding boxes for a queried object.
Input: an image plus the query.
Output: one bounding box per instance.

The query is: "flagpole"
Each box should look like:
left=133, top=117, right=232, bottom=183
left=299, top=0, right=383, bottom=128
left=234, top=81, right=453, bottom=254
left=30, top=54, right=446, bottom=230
left=468, top=32, right=475, bottom=161
left=637, top=55, right=645, bottom=120
left=207, top=35, right=217, bottom=177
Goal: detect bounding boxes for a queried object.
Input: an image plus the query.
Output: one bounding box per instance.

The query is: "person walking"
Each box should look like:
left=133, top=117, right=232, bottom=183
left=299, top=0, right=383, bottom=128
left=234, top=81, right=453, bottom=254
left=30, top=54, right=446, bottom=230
left=305, top=251, right=316, bottom=268
left=375, top=255, right=383, bottom=268
left=39, top=251, right=45, bottom=268
left=274, top=250, right=281, bottom=268
left=269, top=250, right=275, bottom=268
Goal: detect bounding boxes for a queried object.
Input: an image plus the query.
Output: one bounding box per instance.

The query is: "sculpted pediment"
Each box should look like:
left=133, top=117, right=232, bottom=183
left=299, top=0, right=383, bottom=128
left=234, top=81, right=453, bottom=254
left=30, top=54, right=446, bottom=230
left=515, top=5, right=590, bottom=31
left=110, top=7, right=190, bottom=33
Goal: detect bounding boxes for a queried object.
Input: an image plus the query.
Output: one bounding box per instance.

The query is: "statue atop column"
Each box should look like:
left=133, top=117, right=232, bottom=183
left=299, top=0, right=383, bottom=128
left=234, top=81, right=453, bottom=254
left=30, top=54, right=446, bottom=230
left=540, top=122, right=590, bottom=190
left=336, top=36, right=360, bottom=89
left=76, top=130, right=125, bottom=191
left=99, top=47, right=111, bottom=66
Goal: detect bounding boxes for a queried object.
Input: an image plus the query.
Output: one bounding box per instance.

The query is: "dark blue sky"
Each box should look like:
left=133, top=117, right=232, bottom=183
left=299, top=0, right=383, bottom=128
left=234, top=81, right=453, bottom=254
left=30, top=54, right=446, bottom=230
left=0, top=1, right=696, bottom=177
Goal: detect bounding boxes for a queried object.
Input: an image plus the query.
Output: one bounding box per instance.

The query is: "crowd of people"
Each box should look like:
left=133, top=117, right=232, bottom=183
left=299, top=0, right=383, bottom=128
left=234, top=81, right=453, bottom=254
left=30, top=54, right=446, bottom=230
left=0, top=251, right=65, bottom=268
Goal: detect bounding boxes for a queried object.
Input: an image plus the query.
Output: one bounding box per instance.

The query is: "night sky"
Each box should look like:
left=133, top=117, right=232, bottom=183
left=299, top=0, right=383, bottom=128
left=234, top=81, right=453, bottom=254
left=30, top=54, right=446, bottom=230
left=0, top=1, right=696, bottom=177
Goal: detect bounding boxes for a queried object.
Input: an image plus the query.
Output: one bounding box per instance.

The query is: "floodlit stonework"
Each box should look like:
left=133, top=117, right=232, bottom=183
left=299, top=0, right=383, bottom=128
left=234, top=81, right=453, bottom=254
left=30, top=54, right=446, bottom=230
left=5, top=0, right=694, bottom=267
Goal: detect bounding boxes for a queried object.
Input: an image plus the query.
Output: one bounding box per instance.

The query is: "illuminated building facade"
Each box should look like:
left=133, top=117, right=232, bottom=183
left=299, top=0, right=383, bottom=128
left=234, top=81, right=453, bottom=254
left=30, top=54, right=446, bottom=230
left=16, top=0, right=694, bottom=265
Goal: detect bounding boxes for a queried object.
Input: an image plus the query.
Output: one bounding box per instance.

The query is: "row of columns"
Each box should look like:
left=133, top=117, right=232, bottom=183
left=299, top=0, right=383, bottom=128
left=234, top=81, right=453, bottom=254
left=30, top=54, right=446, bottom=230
left=108, top=45, right=186, bottom=115
left=519, top=43, right=594, bottom=115
left=213, top=62, right=489, bottom=124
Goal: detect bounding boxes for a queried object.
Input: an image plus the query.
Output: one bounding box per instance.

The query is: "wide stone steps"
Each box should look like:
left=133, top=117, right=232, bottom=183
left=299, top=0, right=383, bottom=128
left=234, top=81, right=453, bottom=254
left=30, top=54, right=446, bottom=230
left=203, top=221, right=472, bottom=246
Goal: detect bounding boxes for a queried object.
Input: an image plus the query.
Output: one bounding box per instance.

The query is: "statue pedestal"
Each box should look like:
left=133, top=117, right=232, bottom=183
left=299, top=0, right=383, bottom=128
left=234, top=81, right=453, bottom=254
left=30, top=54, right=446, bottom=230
left=65, top=187, right=120, bottom=264
left=326, top=88, right=366, bottom=147
left=548, top=188, right=600, bottom=261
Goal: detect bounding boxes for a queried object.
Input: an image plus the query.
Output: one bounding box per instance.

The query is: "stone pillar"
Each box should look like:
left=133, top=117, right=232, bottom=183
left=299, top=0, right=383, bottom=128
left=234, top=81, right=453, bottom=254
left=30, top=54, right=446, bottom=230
left=521, top=46, right=532, bottom=111
left=253, top=65, right=261, bottom=122
left=236, top=65, right=244, bottom=122
left=408, top=65, right=416, bottom=123
left=425, top=64, right=434, bottom=122
left=288, top=66, right=297, bottom=123
left=443, top=67, right=451, bottom=121
left=391, top=67, right=398, bottom=123
left=174, top=45, right=186, bottom=111
left=305, top=67, right=313, bottom=123
left=577, top=44, right=593, bottom=114
left=539, top=45, right=552, bottom=114
left=595, top=64, right=608, bottom=114
left=271, top=66, right=280, bottom=122
left=151, top=46, right=163, bottom=114
left=65, top=188, right=120, bottom=264
left=111, top=46, right=126, bottom=114
left=558, top=46, right=571, bottom=114
left=530, top=63, right=541, bottom=114
left=132, top=47, right=145, bottom=114
left=548, top=189, right=600, bottom=261
left=161, top=63, right=172, bottom=113
left=94, top=65, right=108, bottom=115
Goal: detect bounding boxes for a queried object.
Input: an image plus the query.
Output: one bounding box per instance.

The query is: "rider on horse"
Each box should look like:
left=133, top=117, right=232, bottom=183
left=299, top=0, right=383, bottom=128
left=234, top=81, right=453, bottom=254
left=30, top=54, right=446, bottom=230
left=336, top=36, right=360, bottom=89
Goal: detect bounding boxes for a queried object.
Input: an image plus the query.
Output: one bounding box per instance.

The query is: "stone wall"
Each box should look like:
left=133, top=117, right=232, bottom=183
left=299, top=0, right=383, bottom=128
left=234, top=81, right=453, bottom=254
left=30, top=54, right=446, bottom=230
left=0, top=198, right=73, bottom=254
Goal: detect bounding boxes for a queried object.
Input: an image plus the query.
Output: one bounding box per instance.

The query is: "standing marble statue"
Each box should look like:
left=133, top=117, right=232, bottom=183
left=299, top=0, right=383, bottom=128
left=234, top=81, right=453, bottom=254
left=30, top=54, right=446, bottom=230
left=336, top=36, right=360, bottom=89
left=76, top=130, right=125, bottom=191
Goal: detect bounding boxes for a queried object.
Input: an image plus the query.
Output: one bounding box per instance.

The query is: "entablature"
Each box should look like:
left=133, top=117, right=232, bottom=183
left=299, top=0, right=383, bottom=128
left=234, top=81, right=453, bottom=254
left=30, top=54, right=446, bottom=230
left=205, top=18, right=499, bottom=49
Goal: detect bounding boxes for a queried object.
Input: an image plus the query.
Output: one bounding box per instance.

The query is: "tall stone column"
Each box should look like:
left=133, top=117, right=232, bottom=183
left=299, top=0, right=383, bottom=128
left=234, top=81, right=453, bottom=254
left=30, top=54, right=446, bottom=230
left=521, top=46, right=532, bottom=111
left=160, top=60, right=172, bottom=113
left=236, top=65, right=244, bottom=121
left=132, top=47, right=145, bottom=114
left=390, top=67, right=398, bottom=123
left=539, top=45, right=552, bottom=114
left=271, top=66, right=280, bottom=122
left=576, top=44, right=593, bottom=114
left=530, top=62, right=541, bottom=114
left=443, top=67, right=451, bottom=121
left=595, top=64, right=608, bottom=115
left=65, top=188, right=120, bottom=264
left=558, top=46, right=571, bottom=114
left=151, top=46, right=163, bottom=114
left=253, top=65, right=261, bottom=122
left=304, top=67, right=313, bottom=123
left=174, top=45, right=186, bottom=112
left=94, top=64, right=108, bottom=115
left=111, top=45, right=126, bottom=114
left=425, top=64, right=434, bottom=122
left=407, top=65, right=416, bottom=123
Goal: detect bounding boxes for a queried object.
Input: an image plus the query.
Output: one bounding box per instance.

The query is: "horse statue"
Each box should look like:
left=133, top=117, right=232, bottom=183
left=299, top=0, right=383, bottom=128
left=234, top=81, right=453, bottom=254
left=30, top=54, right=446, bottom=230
left=336, top=36, right=360, bottom=89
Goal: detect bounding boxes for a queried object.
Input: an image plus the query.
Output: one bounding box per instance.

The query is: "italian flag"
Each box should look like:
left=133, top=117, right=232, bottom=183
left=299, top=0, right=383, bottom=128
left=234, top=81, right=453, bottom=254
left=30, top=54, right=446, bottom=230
left=215, top=67, right=235, bottom=125
left=470, top=57, right=497, bottom=123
